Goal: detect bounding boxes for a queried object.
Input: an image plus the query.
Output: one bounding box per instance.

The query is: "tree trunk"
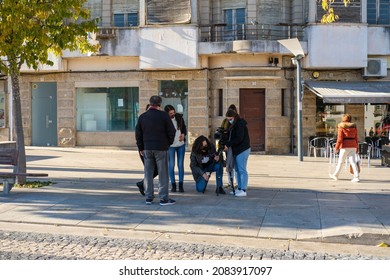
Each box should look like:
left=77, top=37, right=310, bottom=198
left=10, top=71, right=27, bottom=184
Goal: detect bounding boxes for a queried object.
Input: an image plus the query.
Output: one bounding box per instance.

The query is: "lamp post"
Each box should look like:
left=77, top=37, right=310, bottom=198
left=277, top=38, right=305, bottom=161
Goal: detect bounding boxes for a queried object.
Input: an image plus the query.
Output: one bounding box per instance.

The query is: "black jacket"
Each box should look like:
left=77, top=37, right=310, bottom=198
left=190, top=142, right=217, bottom=182
left=135, top=108, right=176, bottom=151
left=226, top=117, right=250, bottom=156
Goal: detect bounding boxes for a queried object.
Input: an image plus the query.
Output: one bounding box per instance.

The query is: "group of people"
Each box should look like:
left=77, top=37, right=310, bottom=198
left=134, top=96, right=362, bottom=206
left=135, top=95, right=251, bottom=205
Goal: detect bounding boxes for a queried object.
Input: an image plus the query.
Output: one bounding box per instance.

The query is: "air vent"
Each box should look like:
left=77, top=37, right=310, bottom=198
left=363, top=58, right=387, bottom=77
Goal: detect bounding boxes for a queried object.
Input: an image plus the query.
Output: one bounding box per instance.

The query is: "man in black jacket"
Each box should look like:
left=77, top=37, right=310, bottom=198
left=135, top=95, right=176, bottom=205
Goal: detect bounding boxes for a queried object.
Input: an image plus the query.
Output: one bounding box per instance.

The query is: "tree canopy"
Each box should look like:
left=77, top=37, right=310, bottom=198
left=0, top=0, right=99, bottom=74
left=321, top=0, right=351, bottom=23
left=0, top=0, right=99, bottom=183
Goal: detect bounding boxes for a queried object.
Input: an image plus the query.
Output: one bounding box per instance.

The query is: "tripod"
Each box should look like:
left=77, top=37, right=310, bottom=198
left=224, top=146, right=236, bottom=195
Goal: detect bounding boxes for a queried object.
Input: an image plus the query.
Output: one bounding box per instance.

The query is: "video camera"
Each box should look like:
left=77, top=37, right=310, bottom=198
left=214, top=127, right=228, bottom=150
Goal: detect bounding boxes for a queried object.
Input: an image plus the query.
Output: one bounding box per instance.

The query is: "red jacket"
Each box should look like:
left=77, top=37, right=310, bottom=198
left=335, top=122, right=358, bottom=151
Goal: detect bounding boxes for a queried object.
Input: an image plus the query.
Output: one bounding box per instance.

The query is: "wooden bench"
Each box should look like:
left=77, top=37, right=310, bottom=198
left=0, top=148, right=48, bottom=194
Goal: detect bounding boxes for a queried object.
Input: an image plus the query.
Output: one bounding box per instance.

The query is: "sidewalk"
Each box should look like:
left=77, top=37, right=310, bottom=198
left=0, top=147, right=389, bottom=258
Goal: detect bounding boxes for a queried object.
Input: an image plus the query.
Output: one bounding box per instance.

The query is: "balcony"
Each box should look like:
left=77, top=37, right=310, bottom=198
left=200, top=23, right=305, bottom=42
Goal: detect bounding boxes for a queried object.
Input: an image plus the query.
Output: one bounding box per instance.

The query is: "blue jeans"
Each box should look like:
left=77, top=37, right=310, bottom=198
left=234, top=148, right=250, bottom=190
left=168, top=144, right=185, bottom=184
left=195, top=162, right=223, bottom=192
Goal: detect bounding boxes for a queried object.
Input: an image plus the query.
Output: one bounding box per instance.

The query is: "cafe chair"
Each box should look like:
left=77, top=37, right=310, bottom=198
left=357, top=141, right=372, bottom=168
left=308, top=137, right=329, bottom=158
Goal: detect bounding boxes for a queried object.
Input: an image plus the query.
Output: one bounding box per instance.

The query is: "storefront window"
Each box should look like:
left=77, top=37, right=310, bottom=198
left=316, top=97, right=345, bottom=137
left=76, top=87, right=139, bottom=131
left=365, top=104, right=390, bottom=138
left=0, top=92, right=5, bottom=128
left=158, top=80, right=188, bottom=136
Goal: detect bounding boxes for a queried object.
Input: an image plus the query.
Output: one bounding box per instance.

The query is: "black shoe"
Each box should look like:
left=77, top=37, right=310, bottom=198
left=136, top=181, right=145, bottom=196
left=145, top=198, right=153, bottom=205
left=178, top=182, right=184, bottom=192
left=171, top=183, right=177, bottom=192
left=159, top=198, right=176, bottom=206
left=216, top=187, right=226, bottom=194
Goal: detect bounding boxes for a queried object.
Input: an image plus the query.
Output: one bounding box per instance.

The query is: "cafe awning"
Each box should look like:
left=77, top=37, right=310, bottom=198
left=304, top=81, right=390, bottom=103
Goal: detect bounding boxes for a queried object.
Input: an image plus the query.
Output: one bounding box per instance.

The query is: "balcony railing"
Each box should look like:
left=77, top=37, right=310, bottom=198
left=200, top=23, right=305, bottom=42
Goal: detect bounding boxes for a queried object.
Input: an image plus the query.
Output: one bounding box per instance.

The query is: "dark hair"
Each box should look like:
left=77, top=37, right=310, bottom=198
left=228, top=104, right=237, bottom=112
left=226, top=109, right=238, bottom=118
left=164, top=104, right=175, bottom=113
left=192, top=135, right=211, bottom=154
left=145, top=104, right=150, bottom=111
left=149, top=95, right=162, bottom=106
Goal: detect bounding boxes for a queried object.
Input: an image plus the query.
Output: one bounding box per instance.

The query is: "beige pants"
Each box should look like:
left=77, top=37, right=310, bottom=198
left=333, top=147, right=359, bottom=178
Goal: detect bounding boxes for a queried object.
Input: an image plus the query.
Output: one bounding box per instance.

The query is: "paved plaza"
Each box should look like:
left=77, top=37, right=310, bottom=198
left=0, top=147, right=389, bottom=259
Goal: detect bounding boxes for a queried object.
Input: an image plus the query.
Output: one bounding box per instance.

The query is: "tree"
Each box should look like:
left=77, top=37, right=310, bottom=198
left=321, top=0, right=351, bottom=23
left=0, top=0, right=99, bottom=183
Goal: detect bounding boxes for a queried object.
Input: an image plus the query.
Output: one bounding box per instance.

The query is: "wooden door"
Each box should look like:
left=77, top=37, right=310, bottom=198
left=239, top=89, right=265, bottom=152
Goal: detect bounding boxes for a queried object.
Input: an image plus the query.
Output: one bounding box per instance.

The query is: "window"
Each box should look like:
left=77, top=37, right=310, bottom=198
left=316, top=97, right=345, bottom=137
left=0, top=92, right=5, bottom=128
left=158, top=80, right=188, bottom=133
left=84, top=0, right=103, bottom=26
left=146, top=0, right=191, bottom=24
left=223, top=8, right=246, bottom=41
left=218, top=89, right=223, bottom=117
left=368, top=0, right=390, bottom=24
left=281, top=89, right=287, bottom=117
left=76, top=87, right=139, bottom=132
left=114, top=12, right=138, bottom=27
left=316, top=1, right=361, bottom=23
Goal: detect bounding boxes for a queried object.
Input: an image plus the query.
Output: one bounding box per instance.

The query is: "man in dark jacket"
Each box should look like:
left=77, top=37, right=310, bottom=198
left=135, top=95, right=176, bottom=205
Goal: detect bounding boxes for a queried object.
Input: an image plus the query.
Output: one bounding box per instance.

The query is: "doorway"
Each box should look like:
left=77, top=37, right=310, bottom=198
left=239, top=89, right=265, bottom=152
left=32, top=82, right=58, bottom=146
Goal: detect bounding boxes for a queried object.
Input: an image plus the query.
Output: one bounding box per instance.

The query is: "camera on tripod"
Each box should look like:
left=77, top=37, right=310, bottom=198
left=214, top=127, right=228, bottom=151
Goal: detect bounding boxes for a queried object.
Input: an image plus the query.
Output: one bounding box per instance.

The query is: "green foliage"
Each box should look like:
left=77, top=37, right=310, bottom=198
left=321, top=0, right=351, bottom=23
left=0, top=0, right=99, bottom=74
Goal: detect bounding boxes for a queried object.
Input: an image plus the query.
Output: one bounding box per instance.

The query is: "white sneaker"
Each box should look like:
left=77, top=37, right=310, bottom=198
left=229, top=188, right=240, bottom=195
left=235, top=190, right=247, bottom=197
left=351, top=178, right=360, bottom=183
left=329, top=174, right=338, bottom=181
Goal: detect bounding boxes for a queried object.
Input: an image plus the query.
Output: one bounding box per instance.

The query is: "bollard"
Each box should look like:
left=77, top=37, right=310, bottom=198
left=2, top=179, right=11, bottom=194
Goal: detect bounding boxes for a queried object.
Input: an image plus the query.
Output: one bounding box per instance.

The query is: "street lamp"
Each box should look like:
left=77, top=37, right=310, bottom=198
left=278, top=38, right=305, bottom=161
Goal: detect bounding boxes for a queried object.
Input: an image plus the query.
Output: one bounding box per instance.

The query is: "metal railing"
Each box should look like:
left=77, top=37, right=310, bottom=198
left=200, top=23, right=305, bottom=42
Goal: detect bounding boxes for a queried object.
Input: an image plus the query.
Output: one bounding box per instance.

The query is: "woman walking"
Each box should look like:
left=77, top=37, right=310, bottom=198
left=329, top=114, right=360, bottom=182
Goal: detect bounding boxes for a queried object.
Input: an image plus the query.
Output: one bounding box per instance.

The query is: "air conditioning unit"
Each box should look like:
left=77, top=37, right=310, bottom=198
left=363, top=58, right=388, bottom=78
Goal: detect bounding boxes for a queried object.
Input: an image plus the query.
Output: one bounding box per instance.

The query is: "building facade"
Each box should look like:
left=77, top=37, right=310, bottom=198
left=0, top=0, right=389, bottom=155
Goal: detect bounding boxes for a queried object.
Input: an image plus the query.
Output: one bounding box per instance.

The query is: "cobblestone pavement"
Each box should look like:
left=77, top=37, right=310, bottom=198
left=0, top=230, right=387, bottom=260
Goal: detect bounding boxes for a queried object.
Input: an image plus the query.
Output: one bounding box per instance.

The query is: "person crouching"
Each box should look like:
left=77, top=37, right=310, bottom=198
left=190, top=135, right=225, bottom=194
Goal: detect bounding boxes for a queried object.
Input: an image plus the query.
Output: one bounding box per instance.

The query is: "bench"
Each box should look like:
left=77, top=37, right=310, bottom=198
left=0, top=148, right=48, bottom=194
